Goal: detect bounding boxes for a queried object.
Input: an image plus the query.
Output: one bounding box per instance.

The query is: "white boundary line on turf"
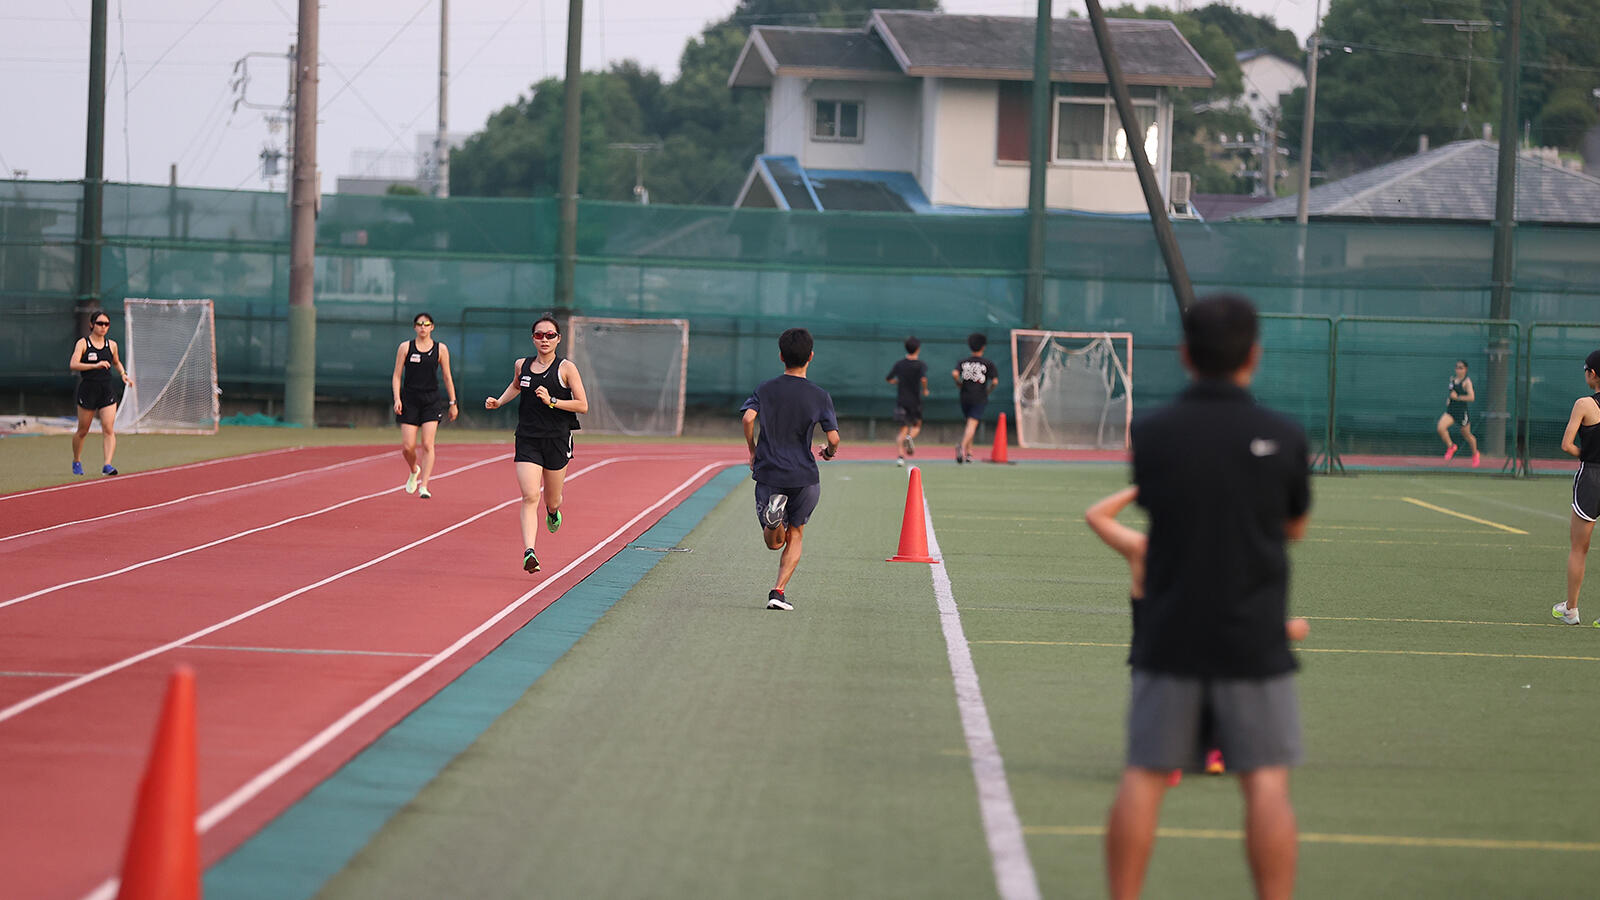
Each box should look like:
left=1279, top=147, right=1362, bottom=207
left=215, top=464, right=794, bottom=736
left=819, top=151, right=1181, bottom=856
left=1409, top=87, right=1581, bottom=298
left=0, top=453, right=502, bottom=614
left=0, top=451, right=393, bottom=544
left=0, top=446, right=303, bottom=502
left=920, top=487, right=1042, bottom=900
left=78, top=459, right=736, bottom=900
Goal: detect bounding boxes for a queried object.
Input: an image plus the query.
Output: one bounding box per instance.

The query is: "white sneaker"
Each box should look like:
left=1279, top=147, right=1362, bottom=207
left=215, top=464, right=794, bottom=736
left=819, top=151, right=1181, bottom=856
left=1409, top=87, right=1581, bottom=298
left=405, top=466, right=420, bottom=494
left=1554, top=603, right=1580, bottom=625
left=896, top=456, right=905, bottom=467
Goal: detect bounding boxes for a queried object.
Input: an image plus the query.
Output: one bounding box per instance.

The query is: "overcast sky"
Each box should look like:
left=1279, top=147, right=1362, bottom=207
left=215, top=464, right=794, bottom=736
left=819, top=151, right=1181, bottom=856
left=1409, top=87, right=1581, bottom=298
left=0, top=0, right=1321, bottom=190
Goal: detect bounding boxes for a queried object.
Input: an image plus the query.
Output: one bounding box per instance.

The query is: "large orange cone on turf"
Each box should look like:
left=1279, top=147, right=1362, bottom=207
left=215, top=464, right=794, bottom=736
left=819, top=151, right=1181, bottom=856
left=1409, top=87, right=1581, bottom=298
left=989, top=412, right=1010, bottom=464
left=888, top=466, right=939, bottom=563
left=116, top=665, right=199, bottom=900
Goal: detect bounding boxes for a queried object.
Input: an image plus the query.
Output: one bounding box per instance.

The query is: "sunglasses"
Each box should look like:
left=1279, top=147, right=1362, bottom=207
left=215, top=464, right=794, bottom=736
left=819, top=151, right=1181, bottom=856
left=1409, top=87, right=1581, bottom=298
left=92, top=320, right=110, bottom=326
left=414, top=321, right=434, bottom=327
left=533, top=330, right=560, bottom=340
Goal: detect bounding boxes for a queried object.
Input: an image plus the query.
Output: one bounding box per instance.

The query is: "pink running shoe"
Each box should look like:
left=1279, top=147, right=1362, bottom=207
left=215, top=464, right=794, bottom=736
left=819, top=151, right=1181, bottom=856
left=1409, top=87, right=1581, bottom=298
left=1205, top=748, right=1226, bottom=775
left=1444, top=444, right=1458, bottom=461
left=1471, top=451, right=1481, bottom=468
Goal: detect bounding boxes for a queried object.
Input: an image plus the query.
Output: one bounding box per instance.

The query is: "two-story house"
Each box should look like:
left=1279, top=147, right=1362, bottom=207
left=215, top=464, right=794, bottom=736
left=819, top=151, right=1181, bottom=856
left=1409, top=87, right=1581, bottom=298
left=727, top=9, right=1214, bottom=215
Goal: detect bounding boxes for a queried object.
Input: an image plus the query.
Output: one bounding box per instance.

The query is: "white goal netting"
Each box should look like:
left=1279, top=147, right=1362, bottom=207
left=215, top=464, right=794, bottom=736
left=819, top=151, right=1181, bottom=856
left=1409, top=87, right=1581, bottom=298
left=1010, top=330, right=1133, bottom=449
left=564, top=316, right=689, bottom=436
left=115, top=299, right=220, bottom=434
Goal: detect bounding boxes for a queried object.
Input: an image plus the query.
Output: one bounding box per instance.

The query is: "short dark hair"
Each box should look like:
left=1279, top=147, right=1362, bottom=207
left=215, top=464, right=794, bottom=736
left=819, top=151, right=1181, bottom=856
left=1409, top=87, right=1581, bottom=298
left=779, top=328, right=813, bottom=368
left=967, top=332, right=987, bottom=352
left=1182, top=293, right=1259, bottom=377
left=414, top=312, right=434, bottom=326
left=531, top=312, right=559, bottom=334
left=1456, top=359, right=1469, bottom=370
left=904, top=335, right=921, bottom=354
left=1586, top=350, right=1600, bottom=375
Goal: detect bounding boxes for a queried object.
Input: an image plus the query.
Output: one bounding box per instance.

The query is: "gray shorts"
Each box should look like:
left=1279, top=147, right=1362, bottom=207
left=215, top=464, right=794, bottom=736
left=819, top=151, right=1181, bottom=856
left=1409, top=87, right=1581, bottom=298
left=1126, top=669, right=1302, bottom=772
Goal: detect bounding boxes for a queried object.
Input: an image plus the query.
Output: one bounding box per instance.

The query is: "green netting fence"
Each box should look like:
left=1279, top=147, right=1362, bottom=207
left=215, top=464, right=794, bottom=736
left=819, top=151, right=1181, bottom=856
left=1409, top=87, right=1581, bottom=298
left=3, top=180, right=1599, bottom=472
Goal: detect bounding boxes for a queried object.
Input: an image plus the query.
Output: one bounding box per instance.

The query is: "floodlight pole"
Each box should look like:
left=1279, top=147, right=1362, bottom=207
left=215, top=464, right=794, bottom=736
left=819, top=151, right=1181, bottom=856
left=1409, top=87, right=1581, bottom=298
left=435, top=0, right=449, bottom=197
left=1083, top=0, right=1194, bottom=316
left=285, top=0, right=319, bottom=426
left=78, top=0, right=107, bottom=317
left=1488, top=0, right=1522, bottom=462
left=555, top=0, right=584, bottom=316
left=1295, top=0, right=1321, bottom=226
left=1023, top=0, right=1051, bottom=330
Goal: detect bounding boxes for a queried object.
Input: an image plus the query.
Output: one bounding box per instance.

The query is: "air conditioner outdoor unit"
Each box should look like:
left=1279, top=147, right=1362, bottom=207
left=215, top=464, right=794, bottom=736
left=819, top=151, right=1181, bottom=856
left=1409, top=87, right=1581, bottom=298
left=1169, top=171, right=1192, bottom=213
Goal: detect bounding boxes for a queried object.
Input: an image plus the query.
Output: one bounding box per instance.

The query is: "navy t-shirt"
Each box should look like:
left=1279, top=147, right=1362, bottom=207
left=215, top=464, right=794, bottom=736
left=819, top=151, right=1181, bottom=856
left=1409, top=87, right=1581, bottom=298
left=741, top=374, right=839, bottom=488
left=887, top=358, right=927, bottom=408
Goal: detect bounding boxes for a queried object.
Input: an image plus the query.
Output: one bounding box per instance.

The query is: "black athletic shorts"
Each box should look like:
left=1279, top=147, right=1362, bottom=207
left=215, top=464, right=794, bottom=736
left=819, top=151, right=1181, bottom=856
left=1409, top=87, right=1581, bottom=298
left=396, top=389, right=448, bottom=426
left=515, top=433, right=573, bottom=470
left=76, top=379, right=122, bottom=411
left=961, top=400, right=987, bottom=422
left=1445, top=403, right=1470, bottom=427
left=893, top=403, right=923, bottom=426
left=754, top=482, right=821, bottom=528
left=1573, top=463, right=1600, bottom=522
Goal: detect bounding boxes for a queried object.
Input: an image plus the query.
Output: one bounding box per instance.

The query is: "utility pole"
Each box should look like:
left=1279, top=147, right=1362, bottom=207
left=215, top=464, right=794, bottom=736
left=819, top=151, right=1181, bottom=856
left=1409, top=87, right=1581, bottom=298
left=607, top=142, right=662, bottom=204
left=1488, top=0, right=1522, bottom=462
left=78, top=0, right=108, bottom=316
left=435, top=0, right=449, bottom=197
left=555, top=0, right=584, bottom=314
left=285, top=0, right=319, bottom=426
left=1421, top=18, right=1492, bottom=137
left=1024, top=0, right=1051, bottom=330
left=1084, top=0, right=1194, bottom=316
left=1295, top=0, right=1321, bottom=225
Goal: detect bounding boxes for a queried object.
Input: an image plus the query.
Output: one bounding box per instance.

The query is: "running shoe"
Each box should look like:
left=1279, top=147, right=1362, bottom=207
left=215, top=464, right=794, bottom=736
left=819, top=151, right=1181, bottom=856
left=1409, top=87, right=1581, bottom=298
left=418, top=488, right=431, bottom=499
left=761, top=494, right=788, bottom=529
left=405, top=466, right=420, bottom=494
left=955, top=445, right=965, bottom=464
left=102, top=465, right=118, bottom=476
left=905, top=436, right=915, bottom=456
left=896, top=456, right=905, bottom=467
left=523, top=548, right=541, bottom=573
left=1554, top=602, right=1580, bottom=625
left=1167, top=769, right=1183, bottom=787
left=547, top=509, right=562, bottom=533
left=72, top=461, right=84, bottom=476
left=1444, top=443, right=1458, bottom=461
left=1471, top=451, right=1481, bottom=468
left=1205, top=748, right=1226, bottom=775
left=766, top=588, right=793, bottom=611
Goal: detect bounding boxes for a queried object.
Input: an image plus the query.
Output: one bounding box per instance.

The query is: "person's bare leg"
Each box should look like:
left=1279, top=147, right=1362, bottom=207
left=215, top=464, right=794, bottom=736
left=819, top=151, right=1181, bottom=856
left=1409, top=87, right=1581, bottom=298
left=416, top=421, right=439, bottom=492
left=764, top=524, right=787, bottom=550
left=1435, top=413, right=1455, bottom=449
left=1105, top=767, right=1170, bottom=900
left=542, top=465, right=567, bottom=522
left=775, top=523, right=805, bottom=591
left=98, top=405, right=118, bottom=467
left=908, top=421, right=922, bottom=441
left=1461, top=421, right=1478, bottom=455
left=516, top=462, right=545, bottom=550
left=961, top=418, right=980, bottom=458
left=1568, top=513, right=1595, bottom=612
left=896, top=425, right=909, bottom=455
left=399, top=423, right=420, bottom=475
left=1239, top=766, right=1298, bottom=900
left=72, top=407, right=94, bottom=463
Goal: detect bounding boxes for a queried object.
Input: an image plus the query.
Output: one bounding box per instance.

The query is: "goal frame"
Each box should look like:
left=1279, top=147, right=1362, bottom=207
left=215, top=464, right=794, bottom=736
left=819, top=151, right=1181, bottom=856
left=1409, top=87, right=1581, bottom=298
left=1009, top=329, right=1134, bottom=450
left=565, top=315, right=690, bottom=437
left=118, top=298, right=220, bottom=434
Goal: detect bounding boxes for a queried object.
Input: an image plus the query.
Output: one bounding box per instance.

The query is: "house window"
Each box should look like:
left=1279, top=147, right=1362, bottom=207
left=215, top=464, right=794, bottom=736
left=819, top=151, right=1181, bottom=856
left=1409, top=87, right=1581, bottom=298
left=814, top=100, right=863, bottom=142
left=1054, top=84, right=1160, bottom=163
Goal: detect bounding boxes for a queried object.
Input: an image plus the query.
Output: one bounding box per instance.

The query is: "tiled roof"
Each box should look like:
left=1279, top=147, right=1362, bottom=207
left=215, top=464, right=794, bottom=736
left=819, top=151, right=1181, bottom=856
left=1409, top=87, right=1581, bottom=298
left=1232, top=140, right=1600, bottom=225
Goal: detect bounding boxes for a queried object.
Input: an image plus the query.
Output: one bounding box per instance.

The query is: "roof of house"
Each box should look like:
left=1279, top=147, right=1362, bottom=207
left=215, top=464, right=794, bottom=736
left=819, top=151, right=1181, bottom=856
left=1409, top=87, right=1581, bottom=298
left=730, top=10, right=1216, bottom=89
left=1235, top=48, right=1299, bottom=66
left=1191, top=193, right=1275, bottom=222
left=737, top=156, right=931, bottom=212
left=1227, top=140, right=1600, bottom=225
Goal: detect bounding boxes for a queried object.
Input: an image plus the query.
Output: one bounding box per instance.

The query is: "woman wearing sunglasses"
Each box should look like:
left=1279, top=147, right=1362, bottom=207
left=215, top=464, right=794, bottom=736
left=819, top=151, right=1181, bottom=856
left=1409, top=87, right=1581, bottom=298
left=68, top=311, right=132, bottom=476
left=392, top=312, right=459, bottom=499
left=485, top=313, right=588, bottom=574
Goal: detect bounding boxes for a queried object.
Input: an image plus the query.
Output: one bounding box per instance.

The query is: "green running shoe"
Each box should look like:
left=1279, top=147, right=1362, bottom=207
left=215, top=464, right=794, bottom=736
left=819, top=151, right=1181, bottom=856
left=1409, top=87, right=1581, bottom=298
left=547, top=509, right=562, bottom=533
left=523, top=548, right=540, bottom=573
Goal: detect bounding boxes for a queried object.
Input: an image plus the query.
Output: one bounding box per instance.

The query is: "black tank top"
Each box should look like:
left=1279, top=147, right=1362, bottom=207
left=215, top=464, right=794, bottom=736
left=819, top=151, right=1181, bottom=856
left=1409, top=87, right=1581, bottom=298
left=79, top=338, right=112, bottom=383
left=516, top=355, right=581, bottom=438
left=401, top=340, right=440, bottom=394
left=1447, top=376, right=1468, bottom=410
left=1579, top=392, right=1600, bottom=463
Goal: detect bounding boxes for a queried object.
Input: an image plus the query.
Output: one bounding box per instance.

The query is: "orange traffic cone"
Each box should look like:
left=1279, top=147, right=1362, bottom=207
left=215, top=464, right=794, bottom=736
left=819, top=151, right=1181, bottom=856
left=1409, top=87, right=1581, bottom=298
left=116, top=666, right=199, bottom=900
left=988, top=412, right=1010, bottom=464
left=888, top=466, right=939, bottom=563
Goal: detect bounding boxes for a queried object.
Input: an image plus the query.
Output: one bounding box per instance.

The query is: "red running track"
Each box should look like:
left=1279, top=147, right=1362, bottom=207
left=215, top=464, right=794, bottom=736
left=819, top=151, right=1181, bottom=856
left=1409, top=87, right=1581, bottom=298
left=0, top=443, right=741, bottom=900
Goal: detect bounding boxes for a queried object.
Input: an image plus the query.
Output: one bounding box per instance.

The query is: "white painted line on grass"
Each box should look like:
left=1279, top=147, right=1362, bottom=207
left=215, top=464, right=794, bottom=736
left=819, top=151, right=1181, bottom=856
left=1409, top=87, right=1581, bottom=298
left=0, top=451, right=393, bottom=544
left=0, top=446, right=303, bottom=502
left=921, top=494, right=1042, bottom=900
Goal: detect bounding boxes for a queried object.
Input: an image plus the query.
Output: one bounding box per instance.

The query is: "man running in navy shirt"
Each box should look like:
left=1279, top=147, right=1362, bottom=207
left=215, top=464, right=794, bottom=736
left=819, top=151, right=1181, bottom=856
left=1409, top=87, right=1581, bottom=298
left=741, top=328, right=841, bottom=611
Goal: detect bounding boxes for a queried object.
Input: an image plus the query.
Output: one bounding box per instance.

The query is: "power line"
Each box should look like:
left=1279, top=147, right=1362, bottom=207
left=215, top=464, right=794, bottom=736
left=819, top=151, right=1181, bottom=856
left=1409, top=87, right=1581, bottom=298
left=318, top=0, right=433, bottom=113
left=127, top=0, right=227, bottom=93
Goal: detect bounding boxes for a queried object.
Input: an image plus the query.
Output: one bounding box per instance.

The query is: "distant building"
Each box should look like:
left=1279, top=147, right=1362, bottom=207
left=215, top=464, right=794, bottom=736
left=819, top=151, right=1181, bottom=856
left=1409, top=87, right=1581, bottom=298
left=728, top=10, right=1215, bottom=214
left=335, top=132, right=470, bottom=196
left=1234, top=49, right=1304, bottom=129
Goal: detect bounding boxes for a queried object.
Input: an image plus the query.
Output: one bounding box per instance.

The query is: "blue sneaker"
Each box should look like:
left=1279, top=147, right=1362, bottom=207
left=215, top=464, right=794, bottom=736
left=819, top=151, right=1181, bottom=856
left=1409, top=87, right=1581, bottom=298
left=72, top=461, right=84, bottom=476
left=102, top=465, right=118, bottom=476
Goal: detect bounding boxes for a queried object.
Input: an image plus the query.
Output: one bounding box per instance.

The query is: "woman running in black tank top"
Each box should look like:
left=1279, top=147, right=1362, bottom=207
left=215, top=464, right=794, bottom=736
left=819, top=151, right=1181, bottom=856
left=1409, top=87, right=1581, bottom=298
left=484, top=313, right=589, bottom=574
left=1435, top=359, right=1479, bottom=467
left=1555, top=350, right=1600, bottom=625
left=68, top=311, right=132, bottom=476
left=391, top=313, right=458, bottom=499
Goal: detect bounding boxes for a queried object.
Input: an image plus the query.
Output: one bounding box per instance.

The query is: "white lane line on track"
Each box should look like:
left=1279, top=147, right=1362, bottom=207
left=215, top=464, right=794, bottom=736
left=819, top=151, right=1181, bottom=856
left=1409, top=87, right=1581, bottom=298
left=78, top=459, right=736, bottom=900
left=0, top=454, right=623, bottom=726
left=922, top=493, right=1042, bottom=900
left=0, top=447, right=304, bottom=502
left=186, top=645, right=434, bottom=659
left=0, top=454, right=505, bottom=614
left=0, top=451, right=393, bottom=544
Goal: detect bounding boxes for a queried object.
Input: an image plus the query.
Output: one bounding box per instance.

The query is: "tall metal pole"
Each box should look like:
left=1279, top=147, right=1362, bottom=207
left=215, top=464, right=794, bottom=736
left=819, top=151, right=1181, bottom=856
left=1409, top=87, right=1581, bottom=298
left=1487, top=0, right=1522, bottom=460
left=1295, top=0, right=1321, bottom=225
left=1083, top=0, right=1194, bottom=315
left=285, top=0, right=319, bottom=426
left=555, top=0, right=584, bottom=313
left=78, top=0, right=108, bottom=314
left=436, top=0, right=449, bottom=197
left=1023, top=0, right=1051, bottom=330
